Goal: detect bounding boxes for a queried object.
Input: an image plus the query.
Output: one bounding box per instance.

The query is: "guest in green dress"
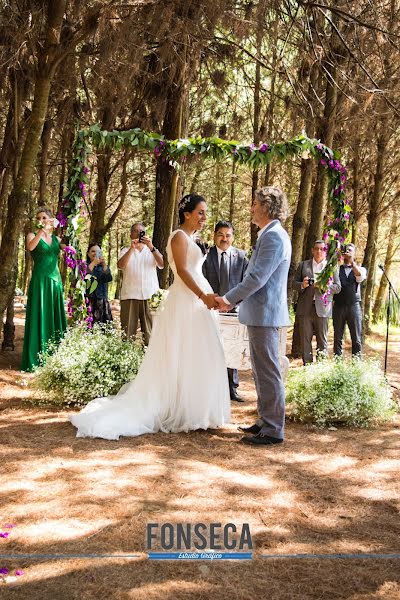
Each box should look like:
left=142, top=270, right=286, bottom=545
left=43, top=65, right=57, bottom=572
left=21, top=207, right=67, bottom=372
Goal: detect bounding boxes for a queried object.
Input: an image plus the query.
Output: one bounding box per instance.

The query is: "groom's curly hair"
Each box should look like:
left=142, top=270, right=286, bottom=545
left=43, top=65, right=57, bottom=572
left=255, top=187, right=288, bottom=222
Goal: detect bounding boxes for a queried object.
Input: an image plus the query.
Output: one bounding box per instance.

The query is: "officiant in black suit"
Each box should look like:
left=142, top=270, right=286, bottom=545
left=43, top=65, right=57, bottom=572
left=202, top=221, right=249, bottom=402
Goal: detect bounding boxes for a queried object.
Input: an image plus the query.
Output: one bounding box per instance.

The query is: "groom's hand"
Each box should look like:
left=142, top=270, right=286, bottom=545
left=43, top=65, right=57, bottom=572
left=215, top=296, right=232, bottom=312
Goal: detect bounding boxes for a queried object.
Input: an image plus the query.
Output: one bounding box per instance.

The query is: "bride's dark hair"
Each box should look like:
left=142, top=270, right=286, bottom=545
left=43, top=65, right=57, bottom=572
left=178, top=193, right=205, bottom=225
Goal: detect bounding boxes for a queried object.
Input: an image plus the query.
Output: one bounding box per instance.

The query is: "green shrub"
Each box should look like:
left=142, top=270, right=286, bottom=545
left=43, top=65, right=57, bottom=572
left=33, top=323, right=144, bottom=407
left=286, top=357, right=397, bottom=427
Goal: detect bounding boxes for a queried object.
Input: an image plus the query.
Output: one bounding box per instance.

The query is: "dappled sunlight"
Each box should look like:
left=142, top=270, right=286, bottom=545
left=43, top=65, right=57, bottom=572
left=22, top=519, right=116, bottom=543
left=1, top=365, right=400, bottom=598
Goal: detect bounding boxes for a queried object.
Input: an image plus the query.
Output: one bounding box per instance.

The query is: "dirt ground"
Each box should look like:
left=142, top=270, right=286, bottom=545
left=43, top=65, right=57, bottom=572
left=0, top=310, right=399, bottom=600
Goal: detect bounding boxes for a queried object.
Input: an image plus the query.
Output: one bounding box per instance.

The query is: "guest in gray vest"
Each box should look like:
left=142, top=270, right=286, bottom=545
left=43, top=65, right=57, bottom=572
left=294, top=240, right=341, bottom=364
left=202, top=221, right=249, bottom=402
left=216, top=187, right=292, bottom=446
left=333, top=243, right=367, bottom=356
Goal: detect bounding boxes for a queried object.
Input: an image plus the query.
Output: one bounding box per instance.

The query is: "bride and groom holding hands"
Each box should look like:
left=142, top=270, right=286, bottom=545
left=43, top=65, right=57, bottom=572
left=70, top=186, right=292, bottom=447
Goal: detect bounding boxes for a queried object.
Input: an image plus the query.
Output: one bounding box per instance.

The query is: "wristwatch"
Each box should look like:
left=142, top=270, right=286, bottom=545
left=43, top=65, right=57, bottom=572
left=151, top=247, right=156, bottom=253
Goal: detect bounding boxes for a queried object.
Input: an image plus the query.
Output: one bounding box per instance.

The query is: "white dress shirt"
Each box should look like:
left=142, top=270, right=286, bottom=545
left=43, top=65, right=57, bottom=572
left=344, top=264, right=367, bottom=283
left=312, top=258, right=326, bottom=275
left=118, top=246, right=160, bottom=300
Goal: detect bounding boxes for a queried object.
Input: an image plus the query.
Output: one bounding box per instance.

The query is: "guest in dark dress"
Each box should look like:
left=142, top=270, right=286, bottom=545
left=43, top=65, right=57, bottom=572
left=86, top=243, right=113, bottom=324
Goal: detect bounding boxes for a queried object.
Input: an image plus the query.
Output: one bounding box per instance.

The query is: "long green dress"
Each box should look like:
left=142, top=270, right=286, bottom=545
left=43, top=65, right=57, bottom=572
left=21, top=234, right=67, bottom=372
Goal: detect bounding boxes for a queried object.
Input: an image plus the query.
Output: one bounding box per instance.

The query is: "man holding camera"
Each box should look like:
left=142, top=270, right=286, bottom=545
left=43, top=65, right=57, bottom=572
left=294, top=240, right=341, bottom=364
left=117, top=222, right=164, bottom=345
left=333, top=243, right=366, bottom=356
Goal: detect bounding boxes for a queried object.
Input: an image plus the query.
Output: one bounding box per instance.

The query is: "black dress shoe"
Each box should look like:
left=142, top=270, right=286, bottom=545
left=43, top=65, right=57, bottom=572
left=241, top=433, right=283, bottom=446
left=230, top=392, right=245, bottom=402
left=238, top=424, right=261, bottom=434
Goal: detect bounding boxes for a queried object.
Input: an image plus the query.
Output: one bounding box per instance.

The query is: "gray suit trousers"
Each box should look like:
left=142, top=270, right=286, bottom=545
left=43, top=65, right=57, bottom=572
left=248, top=326, right=285, bottom=440
left=299, top=305, right=329, bottom=364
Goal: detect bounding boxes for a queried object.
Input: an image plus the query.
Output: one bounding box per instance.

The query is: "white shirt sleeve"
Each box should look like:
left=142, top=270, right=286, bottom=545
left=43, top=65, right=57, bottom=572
left=117, top=247, right=129, bottom=269
left=355, top=265, right=367, bottom=283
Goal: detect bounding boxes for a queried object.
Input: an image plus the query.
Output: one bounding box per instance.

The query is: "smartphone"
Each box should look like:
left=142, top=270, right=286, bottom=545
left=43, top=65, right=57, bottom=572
left=95, top=248, right=103, bottom=259
left=139, top=231, right=145, bottom=242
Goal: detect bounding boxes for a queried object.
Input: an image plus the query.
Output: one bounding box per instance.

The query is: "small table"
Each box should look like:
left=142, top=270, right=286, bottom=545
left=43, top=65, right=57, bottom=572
left=219, top=313, right=289, bottom=379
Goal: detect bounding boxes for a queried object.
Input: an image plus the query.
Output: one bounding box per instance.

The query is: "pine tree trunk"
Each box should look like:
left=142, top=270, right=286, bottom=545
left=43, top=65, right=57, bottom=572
left=351, top=138, right=360, bottom=246
left=153, top=43, right=189, bottom=288
left=0, top=0, right=68, bottom=318
left=288, top=159, right=314, bottom=305
left=39, top=119, right=52, bottom=204
left=372, top=212, right=398, bottom=323
left=0, top=75, right=52, bottom=317
left=362, top=126, right=388, bottom=333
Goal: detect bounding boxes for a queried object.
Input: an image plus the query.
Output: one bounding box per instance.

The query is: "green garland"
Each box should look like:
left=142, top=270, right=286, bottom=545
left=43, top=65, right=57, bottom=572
left=62, top=126, right=350, bottom=321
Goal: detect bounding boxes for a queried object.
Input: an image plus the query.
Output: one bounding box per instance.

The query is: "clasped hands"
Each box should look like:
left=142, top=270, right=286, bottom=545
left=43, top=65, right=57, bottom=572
left=200, top=293, right=233, bottom=312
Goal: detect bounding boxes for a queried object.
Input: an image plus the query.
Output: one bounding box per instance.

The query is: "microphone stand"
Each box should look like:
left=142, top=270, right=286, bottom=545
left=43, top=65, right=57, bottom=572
left=379, top=265, right=400, bottom=376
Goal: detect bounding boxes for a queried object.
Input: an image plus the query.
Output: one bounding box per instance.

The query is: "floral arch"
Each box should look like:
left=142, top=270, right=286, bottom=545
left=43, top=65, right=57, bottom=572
left=60, top=125, right=350, bottom=324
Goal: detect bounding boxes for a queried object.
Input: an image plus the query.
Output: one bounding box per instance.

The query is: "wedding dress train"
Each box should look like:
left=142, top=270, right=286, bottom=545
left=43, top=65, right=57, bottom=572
left=69, top=230, right=231, bottom=439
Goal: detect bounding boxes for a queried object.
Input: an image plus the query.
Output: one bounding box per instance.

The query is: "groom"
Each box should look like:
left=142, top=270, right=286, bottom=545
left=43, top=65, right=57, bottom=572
left=216, top=187, right=292, bottom=446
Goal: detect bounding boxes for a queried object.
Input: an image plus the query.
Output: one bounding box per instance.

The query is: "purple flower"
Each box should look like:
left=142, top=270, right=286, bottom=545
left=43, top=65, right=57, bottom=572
left=64, top=246, right=76, bottom=256
left=0, top=532, right=9, bottom=538
left=320, top=159, right=327, bottom=166
left=328, top=160, right=335, bottom=169
left=323, top=232, right=329, bottom=241
left=83, top=166, right=89, bottom=175
left=259, top=143, right=268, bottom=153
left=316, top=143, right=323, bottom=151
left=341, top=175, right=346, bottom=182
left=344, top=213, right=350, bottom=220
left=343, top=228, right=349, bottom=235
left=78, top=182, right=85, bottom=190
left=0, top=568, right=9, bottom=575
left=56, top=212, right=68, bottom=228
left=15, top=570, right=24, bottom=576
left=4, top=524, right=15, bottom=529
left=248, top=143, right=256, bottom=153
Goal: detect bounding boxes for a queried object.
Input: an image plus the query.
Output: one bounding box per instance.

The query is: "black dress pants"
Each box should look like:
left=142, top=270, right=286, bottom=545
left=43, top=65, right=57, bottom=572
left=333, top=302, right=362, bottom=356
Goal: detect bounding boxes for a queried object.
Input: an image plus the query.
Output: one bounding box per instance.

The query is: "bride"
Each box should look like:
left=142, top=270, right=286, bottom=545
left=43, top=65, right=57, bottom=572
left=70, top=194, right=231, bottom=439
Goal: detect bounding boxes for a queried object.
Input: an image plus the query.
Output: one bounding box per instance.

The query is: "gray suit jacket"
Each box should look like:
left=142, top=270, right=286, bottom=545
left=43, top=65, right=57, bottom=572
left=293, top=258, right=341, bottom=318
left=202, top=246, right=248, bottom=294
left=225, top=220, right=292, bottom=327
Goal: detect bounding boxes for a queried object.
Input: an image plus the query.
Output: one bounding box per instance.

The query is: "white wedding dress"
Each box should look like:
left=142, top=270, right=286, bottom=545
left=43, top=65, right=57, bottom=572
left=70, top=230, right=231, bottom=439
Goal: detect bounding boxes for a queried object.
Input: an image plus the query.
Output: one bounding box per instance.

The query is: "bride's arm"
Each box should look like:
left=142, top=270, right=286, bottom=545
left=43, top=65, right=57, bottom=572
left=171, top=232, right=216, bottom=309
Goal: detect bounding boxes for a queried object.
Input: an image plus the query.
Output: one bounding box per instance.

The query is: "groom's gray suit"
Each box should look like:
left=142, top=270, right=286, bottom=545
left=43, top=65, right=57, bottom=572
left=225, top=220, right=291, bottom=440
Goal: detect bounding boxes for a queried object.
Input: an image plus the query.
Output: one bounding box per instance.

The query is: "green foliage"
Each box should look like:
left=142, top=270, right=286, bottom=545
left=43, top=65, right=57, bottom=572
left=377, top=297, right=400, bottom=327
left=286, top=358, right=397, bottom=427
left=33, top=323, right=144, bottom=407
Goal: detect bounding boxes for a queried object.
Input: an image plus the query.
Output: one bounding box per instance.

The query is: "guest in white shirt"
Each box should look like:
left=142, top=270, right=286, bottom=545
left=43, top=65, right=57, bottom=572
left=117, top=223, right=164, bottom=345
left=294, top=240, right=341, bottom=364
left=333, top=243, right=367, bottom=356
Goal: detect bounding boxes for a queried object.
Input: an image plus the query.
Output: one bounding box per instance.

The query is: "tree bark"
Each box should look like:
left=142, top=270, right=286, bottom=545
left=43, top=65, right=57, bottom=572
left=372, top=211, right=398, bottom=323
left=39, top=119, right=52, bottom=204
left=153, top=42, right=189, bottom=288
left=363, top=126, right=389, bottom=332
left=0, top=0, right=67, bottom=318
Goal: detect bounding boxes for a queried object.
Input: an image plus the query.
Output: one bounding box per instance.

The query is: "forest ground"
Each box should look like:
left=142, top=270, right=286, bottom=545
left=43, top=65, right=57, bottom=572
left=0, top=309, right=399, bottom=600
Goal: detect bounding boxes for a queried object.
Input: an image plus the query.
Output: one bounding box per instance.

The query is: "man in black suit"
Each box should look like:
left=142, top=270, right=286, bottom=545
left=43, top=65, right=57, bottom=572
left=202, top=220, right=248, bottom=402
left=333, top=243, right=367, bottom=356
